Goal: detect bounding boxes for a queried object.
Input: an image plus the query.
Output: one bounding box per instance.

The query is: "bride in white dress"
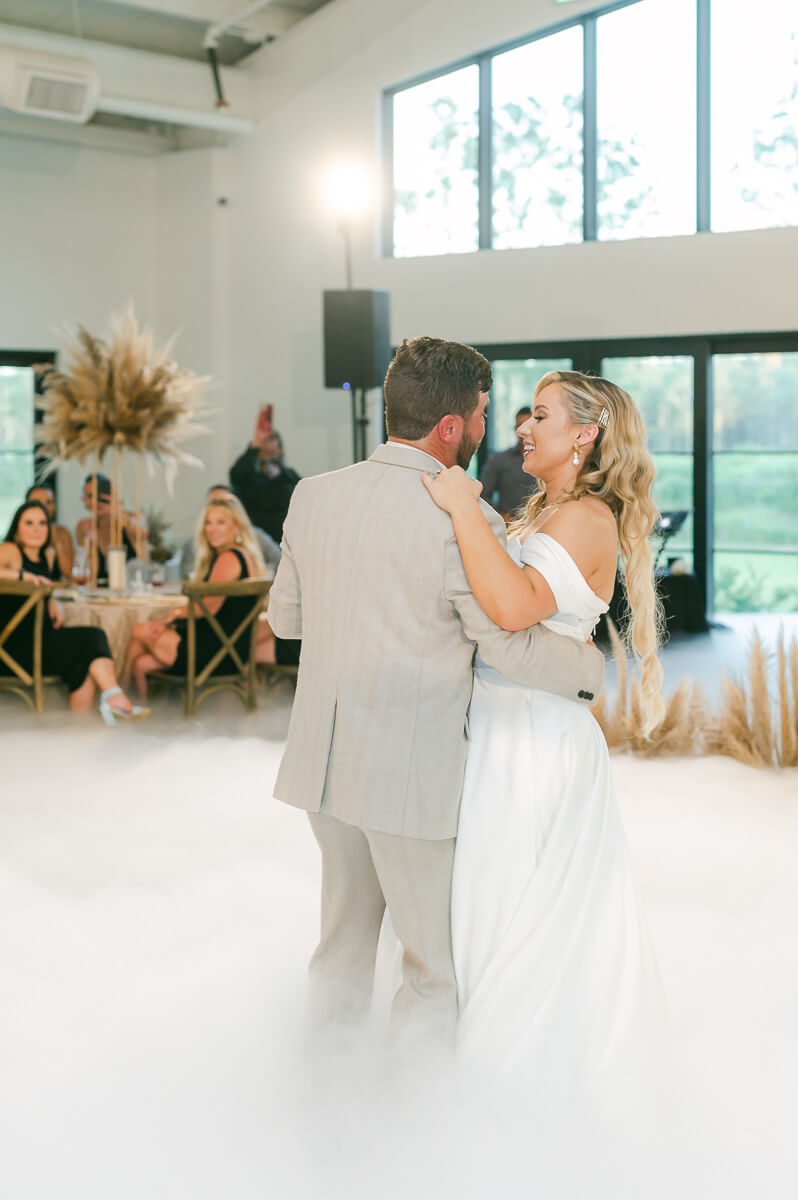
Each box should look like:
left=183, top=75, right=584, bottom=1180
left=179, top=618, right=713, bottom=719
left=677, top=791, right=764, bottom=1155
left=424, top=370, right=666, bottom=1101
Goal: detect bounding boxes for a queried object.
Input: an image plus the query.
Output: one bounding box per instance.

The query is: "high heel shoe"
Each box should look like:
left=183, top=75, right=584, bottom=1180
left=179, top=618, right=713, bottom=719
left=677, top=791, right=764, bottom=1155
left=99, top=686, right=150, bottom=726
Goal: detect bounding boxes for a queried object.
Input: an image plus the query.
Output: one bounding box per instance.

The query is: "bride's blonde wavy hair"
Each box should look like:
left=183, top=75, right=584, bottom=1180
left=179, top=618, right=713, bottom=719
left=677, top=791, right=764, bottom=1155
left=508, top=370, right=665, bottom=735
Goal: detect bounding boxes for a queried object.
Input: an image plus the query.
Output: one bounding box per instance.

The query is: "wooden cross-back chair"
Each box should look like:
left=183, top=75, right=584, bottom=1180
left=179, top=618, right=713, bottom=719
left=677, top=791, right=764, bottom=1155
left=0, top=580, right=58, bottom=713
left=151, top=577, right=273, bottom=715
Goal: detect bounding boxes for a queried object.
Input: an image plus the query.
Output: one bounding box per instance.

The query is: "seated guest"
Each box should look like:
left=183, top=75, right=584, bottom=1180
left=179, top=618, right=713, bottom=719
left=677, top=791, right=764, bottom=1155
left=127, top=495, right=266, bottom=700
left=179, top=484, right=281, bottom=579
left=76, top=473, right=149, bottom=584
left=254, top=612, right=301, bottom=669
left=26, top=483, right=74, bottom=580
left=229, top=417, right=300, bottom=543
left=480, top=405, right=538, bottom=519
left=0, top=501, right=147, bottom=722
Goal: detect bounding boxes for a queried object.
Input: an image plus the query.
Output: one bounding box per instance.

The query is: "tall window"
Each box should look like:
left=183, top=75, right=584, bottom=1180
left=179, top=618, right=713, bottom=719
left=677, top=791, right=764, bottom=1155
left=385, top=0, right=798, bottom=256
left=492, top=27, right=583, bottom=249
left=602, top=356, right=694, bottom=564
left=0, top=367, right=35, bottom=534
left=712, top=353, right=798, bottom=612
left=392, top=65, right=480, bottom=258
left=712, top=0, right=798, bottom=233
left=596, top=0, right=696, bottom=240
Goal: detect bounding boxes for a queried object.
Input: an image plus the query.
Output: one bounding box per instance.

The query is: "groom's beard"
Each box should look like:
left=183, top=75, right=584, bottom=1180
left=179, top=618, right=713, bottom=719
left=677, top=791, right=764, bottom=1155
left=455, top=431, right=480, bottom=471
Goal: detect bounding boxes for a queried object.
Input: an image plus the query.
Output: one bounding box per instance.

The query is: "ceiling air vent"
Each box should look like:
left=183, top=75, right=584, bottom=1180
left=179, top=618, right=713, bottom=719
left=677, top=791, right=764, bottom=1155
left=0, top=46, right=100, bottom=124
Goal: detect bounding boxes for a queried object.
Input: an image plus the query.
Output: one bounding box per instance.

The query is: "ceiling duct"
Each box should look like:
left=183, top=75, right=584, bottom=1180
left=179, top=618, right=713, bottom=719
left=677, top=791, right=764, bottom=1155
left=0, top=45, right=100, bottom=124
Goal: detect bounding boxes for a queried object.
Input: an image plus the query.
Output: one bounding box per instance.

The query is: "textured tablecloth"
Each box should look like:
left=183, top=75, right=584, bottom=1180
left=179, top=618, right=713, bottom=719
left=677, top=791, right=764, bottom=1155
left=60, top=593, right=178, bottom=675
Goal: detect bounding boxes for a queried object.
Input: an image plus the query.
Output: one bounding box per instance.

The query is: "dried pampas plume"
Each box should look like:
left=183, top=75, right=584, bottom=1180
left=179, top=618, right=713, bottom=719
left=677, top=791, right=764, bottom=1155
left=704, top=632, right=773, bottom=766
left=591, top=618, right=706, bottom=756
left=777, top=629, right=798, bottom=767
left=35, top=308, right=209, bottom=483
left=590, top=619, right=628, bottom=749
left=704, top=628, right=798, bottom=769
left=630, top=675, right=707, bottom=757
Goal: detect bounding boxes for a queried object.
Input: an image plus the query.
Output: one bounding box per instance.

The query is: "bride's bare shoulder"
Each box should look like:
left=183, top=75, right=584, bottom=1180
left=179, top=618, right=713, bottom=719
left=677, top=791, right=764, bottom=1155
left=576, top=494, right=616, bottom=527
left=546, top=495, right=615, bottom=537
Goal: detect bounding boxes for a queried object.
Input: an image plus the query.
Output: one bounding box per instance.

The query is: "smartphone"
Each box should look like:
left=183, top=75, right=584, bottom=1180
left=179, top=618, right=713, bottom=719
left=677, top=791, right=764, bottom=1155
left=256, top=404, right=273, bottom=436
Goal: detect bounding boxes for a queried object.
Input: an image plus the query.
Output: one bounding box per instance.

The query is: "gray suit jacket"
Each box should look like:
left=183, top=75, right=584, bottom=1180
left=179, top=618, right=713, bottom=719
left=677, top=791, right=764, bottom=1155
left=267, top=442, right=605, bottom=840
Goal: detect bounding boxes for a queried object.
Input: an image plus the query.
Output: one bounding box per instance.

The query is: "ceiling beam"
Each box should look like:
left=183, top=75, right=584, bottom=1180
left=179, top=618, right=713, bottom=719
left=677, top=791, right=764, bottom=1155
left=95, top=0, right=303, bottom=40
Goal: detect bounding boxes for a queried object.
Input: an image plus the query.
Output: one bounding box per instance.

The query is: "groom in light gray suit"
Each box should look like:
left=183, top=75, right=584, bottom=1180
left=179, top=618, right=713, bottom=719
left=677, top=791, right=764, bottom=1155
left=267, top=337, right=604, bottom=1040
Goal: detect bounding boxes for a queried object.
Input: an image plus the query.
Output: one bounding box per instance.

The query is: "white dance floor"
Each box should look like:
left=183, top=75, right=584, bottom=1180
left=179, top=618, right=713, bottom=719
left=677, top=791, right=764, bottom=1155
left=1, top=708, right=796, bottom=1198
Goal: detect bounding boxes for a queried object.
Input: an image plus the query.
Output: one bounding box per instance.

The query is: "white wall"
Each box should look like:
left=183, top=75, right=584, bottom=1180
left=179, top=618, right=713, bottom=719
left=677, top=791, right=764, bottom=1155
left=0, top=133, right=156, bottom=345
left=0, top=134, right=231, bottom=543
left=153, top=147, right=234, bottom=540
left=0, top=132, right=158, bottom=532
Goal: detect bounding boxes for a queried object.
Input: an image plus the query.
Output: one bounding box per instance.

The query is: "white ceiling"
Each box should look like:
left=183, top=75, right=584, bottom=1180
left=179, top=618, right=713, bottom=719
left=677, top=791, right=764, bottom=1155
left=0, top=0, right=336, bottom=66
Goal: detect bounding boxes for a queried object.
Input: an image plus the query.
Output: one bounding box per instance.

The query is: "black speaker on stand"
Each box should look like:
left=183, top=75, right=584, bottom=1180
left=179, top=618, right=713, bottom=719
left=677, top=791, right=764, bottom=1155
left=323, top=289, right=391, bottom=462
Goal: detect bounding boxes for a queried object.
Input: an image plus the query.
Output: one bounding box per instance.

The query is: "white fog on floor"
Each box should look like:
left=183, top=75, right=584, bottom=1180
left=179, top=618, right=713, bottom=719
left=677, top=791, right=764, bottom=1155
left=1, top=725, right=796, bottom=1198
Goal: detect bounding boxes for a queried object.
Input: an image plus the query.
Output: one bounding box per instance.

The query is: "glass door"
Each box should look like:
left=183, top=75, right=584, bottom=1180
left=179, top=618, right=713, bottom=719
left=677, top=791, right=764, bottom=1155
left=712, top=352, right=798, bottom=612
left=601, top=355, right=694, bottom=568
left=490, top=357, right=573, bottom=452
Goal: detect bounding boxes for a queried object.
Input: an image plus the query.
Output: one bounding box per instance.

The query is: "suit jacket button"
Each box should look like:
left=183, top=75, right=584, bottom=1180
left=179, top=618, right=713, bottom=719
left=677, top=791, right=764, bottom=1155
left=577, top=689, right=585, bottom=699
left=584, top=691, right=594, bottom=701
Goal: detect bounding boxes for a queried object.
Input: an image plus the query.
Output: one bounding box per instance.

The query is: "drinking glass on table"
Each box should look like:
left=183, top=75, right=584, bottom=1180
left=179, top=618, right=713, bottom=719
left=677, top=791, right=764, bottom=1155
left=72, top=544, right=90, bottom=590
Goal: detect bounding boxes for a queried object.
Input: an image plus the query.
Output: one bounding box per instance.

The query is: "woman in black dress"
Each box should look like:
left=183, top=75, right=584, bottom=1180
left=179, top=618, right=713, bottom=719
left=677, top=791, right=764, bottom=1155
left=127, top=495, right=266, bottom=700
left=0, top=501, right=147, bottom=721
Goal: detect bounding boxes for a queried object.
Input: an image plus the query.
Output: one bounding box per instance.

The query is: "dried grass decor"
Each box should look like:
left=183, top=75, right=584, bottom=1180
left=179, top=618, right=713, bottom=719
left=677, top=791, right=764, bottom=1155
left=593, top=622, right=798, bottom=769
left=704, top=628, right=798, bottom=768
left=590, top=619, right=706, bottom=757
left=35, top=307, right=209, bottom=481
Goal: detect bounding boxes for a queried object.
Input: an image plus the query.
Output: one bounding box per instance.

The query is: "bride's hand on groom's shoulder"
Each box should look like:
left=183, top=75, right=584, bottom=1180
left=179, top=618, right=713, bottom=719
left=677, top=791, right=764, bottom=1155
left=422, top=466, right=483, bottom=515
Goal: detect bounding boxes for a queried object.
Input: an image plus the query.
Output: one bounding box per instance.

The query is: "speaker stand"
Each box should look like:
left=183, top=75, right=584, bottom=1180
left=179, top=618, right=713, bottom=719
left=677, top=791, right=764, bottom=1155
left=350, top=387, right=370, bottom=463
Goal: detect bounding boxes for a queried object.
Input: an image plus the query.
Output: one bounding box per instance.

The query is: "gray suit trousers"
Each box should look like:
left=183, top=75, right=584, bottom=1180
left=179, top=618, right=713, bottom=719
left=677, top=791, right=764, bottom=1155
left=307, top=810, right=457, bottom=1042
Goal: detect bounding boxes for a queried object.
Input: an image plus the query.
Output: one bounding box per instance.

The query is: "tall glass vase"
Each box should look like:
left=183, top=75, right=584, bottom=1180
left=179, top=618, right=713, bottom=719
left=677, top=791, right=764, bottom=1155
left=106, top=546, right=126, bottom=593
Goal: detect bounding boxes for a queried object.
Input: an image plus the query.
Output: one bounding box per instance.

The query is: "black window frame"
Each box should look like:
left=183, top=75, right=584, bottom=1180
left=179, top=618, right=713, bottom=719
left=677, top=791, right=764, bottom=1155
left=473, top=330, right=798, bottom=616
left=382, top=0, right=795, bottom=257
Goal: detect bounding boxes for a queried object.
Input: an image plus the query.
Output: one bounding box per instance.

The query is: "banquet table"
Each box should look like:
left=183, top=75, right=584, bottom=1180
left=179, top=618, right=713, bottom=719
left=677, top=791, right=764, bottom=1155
left=57, top=588, right=181, bottom=675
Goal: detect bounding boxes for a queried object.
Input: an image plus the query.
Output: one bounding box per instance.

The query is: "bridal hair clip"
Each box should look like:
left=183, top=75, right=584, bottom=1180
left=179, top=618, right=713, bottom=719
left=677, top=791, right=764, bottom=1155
left=597, top=407, right=610, bottom=428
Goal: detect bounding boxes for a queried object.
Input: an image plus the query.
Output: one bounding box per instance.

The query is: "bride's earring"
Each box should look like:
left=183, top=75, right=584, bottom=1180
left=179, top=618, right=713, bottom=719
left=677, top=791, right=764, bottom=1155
left=572, top=442, right=580, bottom=466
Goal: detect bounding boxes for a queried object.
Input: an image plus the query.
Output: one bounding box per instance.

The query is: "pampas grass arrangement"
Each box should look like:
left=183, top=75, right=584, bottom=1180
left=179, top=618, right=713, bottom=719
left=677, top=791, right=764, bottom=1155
left=704, top=631, right=773, bottom=766
left=630, top=675, right=707, bottom=757
left=35, top=307, right=209, bottom=481
left=705, top=629, right=798, bottom=768
left=590, top=620, right=629, bottom=749
left=596, top=623, right=798, bottom=769
left=591, top=618, right=706, bottom=756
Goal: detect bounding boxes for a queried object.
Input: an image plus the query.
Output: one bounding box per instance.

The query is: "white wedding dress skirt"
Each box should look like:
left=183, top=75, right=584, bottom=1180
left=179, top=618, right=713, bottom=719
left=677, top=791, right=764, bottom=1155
left=452, top=535, right=665, bottom=1100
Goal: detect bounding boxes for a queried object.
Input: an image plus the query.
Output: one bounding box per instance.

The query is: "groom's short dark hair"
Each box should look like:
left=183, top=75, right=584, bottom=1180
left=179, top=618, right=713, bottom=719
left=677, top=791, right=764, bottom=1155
left=384, top=337, right=492, bottom=440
